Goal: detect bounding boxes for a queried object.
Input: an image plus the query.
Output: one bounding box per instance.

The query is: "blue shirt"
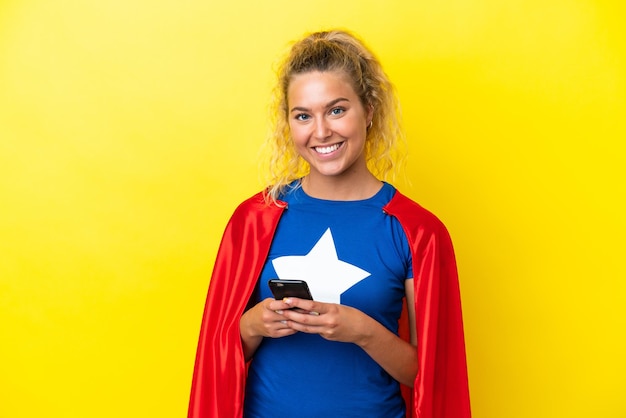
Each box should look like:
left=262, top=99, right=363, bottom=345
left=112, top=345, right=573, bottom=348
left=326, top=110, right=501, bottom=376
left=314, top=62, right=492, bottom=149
left=244, top=182, right=412, bottom=418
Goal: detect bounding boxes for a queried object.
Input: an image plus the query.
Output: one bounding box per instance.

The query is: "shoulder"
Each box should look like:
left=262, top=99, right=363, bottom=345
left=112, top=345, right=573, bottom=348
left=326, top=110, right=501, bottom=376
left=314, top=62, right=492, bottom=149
left=383, top=189, right=449, bottom=235
left=230, top=190, right=285, bottom=222
left=384, top=190, right=458, bottom=261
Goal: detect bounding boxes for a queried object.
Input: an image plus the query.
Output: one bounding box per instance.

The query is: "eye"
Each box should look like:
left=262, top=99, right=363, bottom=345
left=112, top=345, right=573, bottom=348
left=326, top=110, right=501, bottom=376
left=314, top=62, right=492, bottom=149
left=330, top=107, right=345, bottom=116
left=294, top=113, right=310, bottom=121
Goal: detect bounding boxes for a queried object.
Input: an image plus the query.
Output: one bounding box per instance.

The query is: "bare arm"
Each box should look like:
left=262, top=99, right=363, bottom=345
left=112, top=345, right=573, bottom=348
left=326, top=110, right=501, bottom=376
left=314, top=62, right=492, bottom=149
left=354, top=279, right=417, bottom=386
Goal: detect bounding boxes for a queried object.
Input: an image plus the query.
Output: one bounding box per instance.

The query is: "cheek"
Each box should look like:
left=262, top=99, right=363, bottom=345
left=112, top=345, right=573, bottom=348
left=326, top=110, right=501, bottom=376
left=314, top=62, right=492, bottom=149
left=339, top=118, right=365, bottom=138
left=289, top=124, right=308, bottom=145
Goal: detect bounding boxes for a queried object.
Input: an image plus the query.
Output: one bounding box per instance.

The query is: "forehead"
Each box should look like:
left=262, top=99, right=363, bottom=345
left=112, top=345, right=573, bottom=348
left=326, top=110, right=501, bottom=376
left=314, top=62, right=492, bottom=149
left=287, top=70, right=359, bottom=104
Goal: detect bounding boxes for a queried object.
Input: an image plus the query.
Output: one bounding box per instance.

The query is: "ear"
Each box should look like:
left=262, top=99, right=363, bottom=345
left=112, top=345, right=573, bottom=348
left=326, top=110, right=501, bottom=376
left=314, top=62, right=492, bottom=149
left=366, top=104, right=374, bottom=126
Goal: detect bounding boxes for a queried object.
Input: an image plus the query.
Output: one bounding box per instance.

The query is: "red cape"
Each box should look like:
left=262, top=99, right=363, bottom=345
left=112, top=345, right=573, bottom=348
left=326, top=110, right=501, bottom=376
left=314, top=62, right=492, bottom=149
left=188, top=190, right=471, bottom=418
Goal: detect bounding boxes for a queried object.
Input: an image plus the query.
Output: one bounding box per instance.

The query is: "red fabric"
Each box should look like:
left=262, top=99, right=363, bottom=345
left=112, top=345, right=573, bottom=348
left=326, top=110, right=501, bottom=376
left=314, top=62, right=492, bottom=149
left=188, top=190, right=471, bottom=418
left=384, top=192, right=471, bottom=418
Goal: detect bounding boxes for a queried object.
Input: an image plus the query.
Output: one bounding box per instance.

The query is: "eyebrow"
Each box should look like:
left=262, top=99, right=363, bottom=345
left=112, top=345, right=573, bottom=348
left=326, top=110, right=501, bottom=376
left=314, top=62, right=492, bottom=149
left=290, top=97, right=350, bottom=113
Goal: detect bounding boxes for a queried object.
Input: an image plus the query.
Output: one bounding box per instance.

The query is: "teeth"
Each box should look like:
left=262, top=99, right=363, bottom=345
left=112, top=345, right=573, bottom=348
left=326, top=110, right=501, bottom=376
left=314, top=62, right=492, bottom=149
left=315, top=143, right=341, bottom=154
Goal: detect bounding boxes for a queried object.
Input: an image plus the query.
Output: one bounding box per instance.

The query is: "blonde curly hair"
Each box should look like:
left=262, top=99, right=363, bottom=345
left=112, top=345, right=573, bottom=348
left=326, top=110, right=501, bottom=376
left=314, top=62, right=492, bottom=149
left=261, top=29, right=405, bottom=202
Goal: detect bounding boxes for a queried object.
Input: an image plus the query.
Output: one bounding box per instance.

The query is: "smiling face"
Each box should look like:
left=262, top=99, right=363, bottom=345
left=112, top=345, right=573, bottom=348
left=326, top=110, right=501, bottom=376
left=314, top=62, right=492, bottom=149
left=287, top=70, right=373, bottom=184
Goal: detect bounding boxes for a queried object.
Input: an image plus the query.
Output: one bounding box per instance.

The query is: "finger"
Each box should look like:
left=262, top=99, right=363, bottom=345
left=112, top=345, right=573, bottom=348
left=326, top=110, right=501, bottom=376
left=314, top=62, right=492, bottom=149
left=265, top=298, right=293, bottom=313
left=283, top=298, right=322, bottom=315
left=269, top=325, right=297, bottom=338
left=290, top=307, right=318, bottom=315
left=281, top=309, right=323, bottom=328
left=281, top=317, right=322, bottom=335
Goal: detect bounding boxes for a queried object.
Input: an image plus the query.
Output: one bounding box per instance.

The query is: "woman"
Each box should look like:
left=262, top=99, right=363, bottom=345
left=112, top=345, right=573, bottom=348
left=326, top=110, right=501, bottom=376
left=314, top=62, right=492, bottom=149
left=189, top=30, right=470, bottom=418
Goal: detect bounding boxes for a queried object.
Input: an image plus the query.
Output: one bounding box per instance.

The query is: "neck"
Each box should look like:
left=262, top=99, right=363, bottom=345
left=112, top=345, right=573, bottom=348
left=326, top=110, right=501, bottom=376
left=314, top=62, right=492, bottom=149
left=301, top=172, right=383, bottom=201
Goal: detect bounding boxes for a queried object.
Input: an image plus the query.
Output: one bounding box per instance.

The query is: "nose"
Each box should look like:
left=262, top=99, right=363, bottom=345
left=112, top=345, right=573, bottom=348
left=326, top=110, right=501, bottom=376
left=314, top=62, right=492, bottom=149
left=313, top=117, right=331, bottom=140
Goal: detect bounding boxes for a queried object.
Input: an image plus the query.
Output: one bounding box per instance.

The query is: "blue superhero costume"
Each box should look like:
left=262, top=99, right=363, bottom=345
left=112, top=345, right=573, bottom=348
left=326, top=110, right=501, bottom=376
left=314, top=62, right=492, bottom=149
left=245, top=183, right=411, bottom=417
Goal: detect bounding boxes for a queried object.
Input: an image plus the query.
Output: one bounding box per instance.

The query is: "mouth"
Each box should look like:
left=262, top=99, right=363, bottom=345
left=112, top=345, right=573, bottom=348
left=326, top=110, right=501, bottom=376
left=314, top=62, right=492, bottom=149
left=314, top=142, right=344, bottom=155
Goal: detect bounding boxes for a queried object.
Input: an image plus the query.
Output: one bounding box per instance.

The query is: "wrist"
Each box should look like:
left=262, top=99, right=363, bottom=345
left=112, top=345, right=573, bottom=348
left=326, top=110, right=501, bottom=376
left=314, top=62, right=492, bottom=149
left=239, top=310, right=256, bottom=339
left=353, top=313, right=377, bottom=348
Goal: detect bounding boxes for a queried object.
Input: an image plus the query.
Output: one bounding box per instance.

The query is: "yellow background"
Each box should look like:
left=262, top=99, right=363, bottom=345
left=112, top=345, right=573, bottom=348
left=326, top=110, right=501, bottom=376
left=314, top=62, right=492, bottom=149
left=1, top=1, right=624, bottom=417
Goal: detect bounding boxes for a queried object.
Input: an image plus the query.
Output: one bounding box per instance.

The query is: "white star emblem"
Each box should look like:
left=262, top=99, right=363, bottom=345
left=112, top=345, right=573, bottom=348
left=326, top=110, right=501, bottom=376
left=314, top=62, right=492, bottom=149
left=271, top=228, right=370, bottom=304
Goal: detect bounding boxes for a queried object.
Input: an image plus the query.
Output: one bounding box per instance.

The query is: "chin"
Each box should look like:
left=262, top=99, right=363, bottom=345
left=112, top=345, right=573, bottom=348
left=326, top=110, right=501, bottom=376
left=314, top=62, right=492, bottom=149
left=312, top=165, right=353, bottom=178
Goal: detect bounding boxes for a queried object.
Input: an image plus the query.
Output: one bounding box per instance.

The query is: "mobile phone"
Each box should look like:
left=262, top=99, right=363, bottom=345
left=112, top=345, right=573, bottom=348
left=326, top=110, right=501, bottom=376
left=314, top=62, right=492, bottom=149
left=268, top=279, right=313, bottom=301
